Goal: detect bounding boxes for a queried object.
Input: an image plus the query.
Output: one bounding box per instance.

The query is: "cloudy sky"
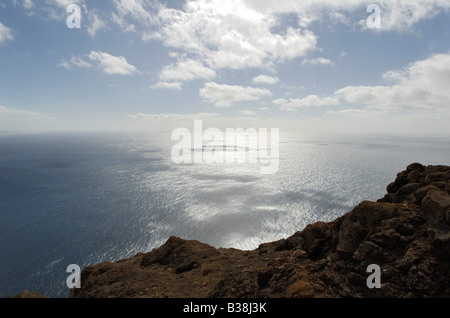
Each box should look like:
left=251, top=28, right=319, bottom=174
left=0, top=0, right=449, bottom=136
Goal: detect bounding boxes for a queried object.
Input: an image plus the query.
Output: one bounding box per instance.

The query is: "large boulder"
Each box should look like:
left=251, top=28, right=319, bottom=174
left=338, top=201, right=397, bottom=254
left=422, top=190, right=450, bottom=226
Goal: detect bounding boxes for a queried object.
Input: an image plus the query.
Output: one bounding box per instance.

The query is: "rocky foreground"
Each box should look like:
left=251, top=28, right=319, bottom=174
left=12, top=163, right=450, bottom=298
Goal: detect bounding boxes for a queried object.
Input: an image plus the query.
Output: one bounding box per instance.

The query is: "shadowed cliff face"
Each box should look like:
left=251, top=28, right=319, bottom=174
left=60, top=164, right=449, bottom=297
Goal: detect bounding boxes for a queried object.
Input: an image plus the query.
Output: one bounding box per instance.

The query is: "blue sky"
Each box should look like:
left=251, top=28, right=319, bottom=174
left=0, top=0, right=449, bottom=136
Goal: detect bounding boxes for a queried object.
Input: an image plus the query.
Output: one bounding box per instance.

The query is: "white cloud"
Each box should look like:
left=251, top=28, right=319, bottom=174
left=87, top=10, right=107, bottom=37
left=71, top=56, right=91, bottom=68
left=335, top=53, right=450, bottom=112
left=154, top=1, right=317, bottom=70
left=47, top=0, right=84, bottom=9
left=252, top=75, right=280, bottom=85
left=150, top=81, right=183, bottom=90
left=58, top=55, right=92, bottom=70
left=0, top=22, right=13, bottom=45
left=244, top=0, right=450, bottom=32
left=301, top=57, right=333, bottom=66
left=105, top=0, right=450, bottom=86
left=275, top=95, right=341, bottom=111
left=88, top=51, right=139, bottom=75
left=159, top=59, right=216, bottom=82
left=22, top=0, right=34, bottom=10
left=371, top=0, right=450, bottom=32
left=200, top=82, right=272, bottom=107
left=111, top=12, right=136, bottom=33
left=112, top=0, right=158, bottom=30
left=0, top=105, right=54, bottom=120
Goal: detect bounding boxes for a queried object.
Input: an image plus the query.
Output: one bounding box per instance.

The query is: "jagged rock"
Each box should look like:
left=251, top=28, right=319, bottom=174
left=392, top=183, right=421, bottom=203
left=413, top=185, right=440, bottom=203
left=338, top=201, right=396, bottom=254
left=141, top=236, right=219, bottom=269
left=429, top=222, right=450, bottom=259
left=422, top=190, right=450, bottom=226
left=407, top=162, right=425, bottom=172
left=300, top=222, right=331, bottom=258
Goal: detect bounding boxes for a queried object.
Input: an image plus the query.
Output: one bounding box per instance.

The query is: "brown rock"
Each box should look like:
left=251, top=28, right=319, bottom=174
left=392, top=183, right=421, bottom=203
left=422, top=190, right=450, bottom=226
left=413, top=185, right=440, bottom=203
left=407, top=163, right=425, bottom=172
left=301, top=221, right=331, bottom=258
left=338, top=201, right=397, bottom=254
left=429, top=222, right=450, bottom=259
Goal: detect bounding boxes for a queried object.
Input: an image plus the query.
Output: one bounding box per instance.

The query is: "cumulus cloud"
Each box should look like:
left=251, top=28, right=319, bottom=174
left=274, top=95, right=341, bottom=111
left=0, top=22, right=13, bottom=45
left=335, top=53, right=450, bottom=112
left=103, top=0, right=450, bottom=90
left=159, top=59, right=216, bottom=82
left=275, top=53, right=450, bottom=116
left=151, top=1, right=317, bottom=70
left=88, top=51, right=139, bottom=75
left=200, top=82, right=272, bottom=107
left=371, top=0, right=450, bottom=32
left=252, top=75, right=280, bottom=85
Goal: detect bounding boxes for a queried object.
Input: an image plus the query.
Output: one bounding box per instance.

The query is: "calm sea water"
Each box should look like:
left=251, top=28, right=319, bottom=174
left=1, top=131, right=449, bottom=298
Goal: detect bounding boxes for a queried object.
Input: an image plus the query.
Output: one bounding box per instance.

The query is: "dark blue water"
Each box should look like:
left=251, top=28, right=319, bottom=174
left=1, top=131, right=450, bottom=298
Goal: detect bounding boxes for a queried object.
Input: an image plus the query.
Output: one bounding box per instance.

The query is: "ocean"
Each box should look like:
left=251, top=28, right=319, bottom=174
left=1, top=131, right=449, bottom=298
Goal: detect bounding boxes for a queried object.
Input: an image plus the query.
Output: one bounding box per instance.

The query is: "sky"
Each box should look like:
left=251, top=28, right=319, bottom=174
left=0, top=0, right=449, bottom=136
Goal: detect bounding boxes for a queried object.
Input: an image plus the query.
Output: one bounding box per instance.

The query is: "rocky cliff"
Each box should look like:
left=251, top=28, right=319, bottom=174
left=10, top=163, right=450, bottom=298
left=65, top=163, right=450, bottom=298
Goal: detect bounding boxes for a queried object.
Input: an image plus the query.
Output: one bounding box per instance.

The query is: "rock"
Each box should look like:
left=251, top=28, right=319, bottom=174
left=274, top=234, right=304, bottom=251
left=407, top=163, right=425, bottom=172
left=422, top=190, right=450, bottom=226
left=413, top=185, right=440, bottom=203
left=301, top=222, right=331, bottom=258
left=447, top=208, right=450, bottom=224
left=429, top=222, right=450, bottom=259
left=141, top=236, right=219, bottom=269
left=392, top=183, right=421, bottom=203
left=338, top=201, right=396, bottom=254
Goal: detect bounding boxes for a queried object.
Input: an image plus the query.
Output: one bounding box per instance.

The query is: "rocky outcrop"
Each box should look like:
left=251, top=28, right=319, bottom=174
left=23, top=163, right=450, bottom=298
